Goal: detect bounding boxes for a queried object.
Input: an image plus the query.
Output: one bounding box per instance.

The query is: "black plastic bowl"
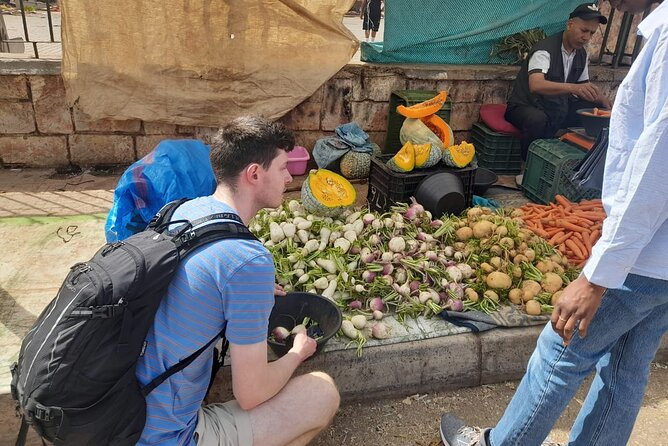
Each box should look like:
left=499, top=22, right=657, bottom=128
left=267, top=292, right=342, bottom=358
left=473, top=168, right=498, bottom=196
left=576, top=108, right=611, bottom=138
left=414, top=172, right=466, bottom=217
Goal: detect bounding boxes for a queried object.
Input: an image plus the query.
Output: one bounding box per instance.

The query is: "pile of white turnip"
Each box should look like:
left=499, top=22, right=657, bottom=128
left=251, top=199, right=579, bottom=352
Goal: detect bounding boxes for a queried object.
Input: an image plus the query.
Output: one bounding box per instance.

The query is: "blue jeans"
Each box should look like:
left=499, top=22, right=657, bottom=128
left=490, top=273, right=668, bottom=446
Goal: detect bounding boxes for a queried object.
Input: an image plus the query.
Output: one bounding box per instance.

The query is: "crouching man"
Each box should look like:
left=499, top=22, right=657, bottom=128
left=136, top=116, right=340, bottom=446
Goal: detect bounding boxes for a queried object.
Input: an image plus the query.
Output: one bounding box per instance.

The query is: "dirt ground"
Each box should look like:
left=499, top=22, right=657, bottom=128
left=313, top=362, right=668, bottom=446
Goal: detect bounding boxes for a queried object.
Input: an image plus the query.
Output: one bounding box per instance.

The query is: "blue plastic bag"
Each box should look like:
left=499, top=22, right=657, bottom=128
left=105, top=139, right=216, bottom=242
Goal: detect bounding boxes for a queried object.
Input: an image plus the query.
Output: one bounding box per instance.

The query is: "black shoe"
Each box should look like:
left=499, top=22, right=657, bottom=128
left=439, top=414, right=490, bottom=446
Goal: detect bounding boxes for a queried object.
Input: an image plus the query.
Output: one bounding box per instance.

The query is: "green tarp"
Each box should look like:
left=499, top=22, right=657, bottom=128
left=362, top=0, right=589, bottom=64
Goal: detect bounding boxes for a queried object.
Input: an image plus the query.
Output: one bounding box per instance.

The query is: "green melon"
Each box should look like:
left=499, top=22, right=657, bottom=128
left=301, top=169, right=357, bottom=217
left=340, top=151, right=371, bottom=179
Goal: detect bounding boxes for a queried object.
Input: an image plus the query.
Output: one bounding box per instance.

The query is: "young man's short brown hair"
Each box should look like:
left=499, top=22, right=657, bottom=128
left=210, top=116, right=295, bottom=188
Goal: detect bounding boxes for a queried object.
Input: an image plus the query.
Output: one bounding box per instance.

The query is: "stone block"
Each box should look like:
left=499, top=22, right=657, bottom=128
left=321, top=78, right=354, bottom=131
left=307, top=334, right=480, bottom=401
left=0, top=136, right=68, bottom=167
left=176, top=125, right=198, bottom=134
left=209, top=332, right=480, bottom=404
left=481, top=80, right=512, bottom=105
left=278, top=100, right=322, bottom=131
left=366, top=131, right=385, bottom=148
left=449, top=81, right=483, bottom=104
left=194, top=127, right=219, bottom=145
left=453, top=130, right=471, bottom=144
left=69, top=134, right=134, bottom=166
left=480, top=325, right=543, bottom=384
left=449, top=103, right=481, bottom=132
left=143, top=122, right=177, bottom=135
left=31, top=76, right=74, bottom=134
left=406, top=79, right=439, bottom=91
left=303, top=85, right=325, bottom=104
left=404, top=68, right=449, bottom=81
left=352, top=73, right=406, bottom=102
left=291, top=130, right=327, bottom=152
left=136, top=135, right=191, bottom=159
left=351, top=101, right=389, bottom=132
left=0, top=101, right=36, bottom=134
left=73, top=106, right=141, bottom=133
left=0, top=75, right=29, bottom=100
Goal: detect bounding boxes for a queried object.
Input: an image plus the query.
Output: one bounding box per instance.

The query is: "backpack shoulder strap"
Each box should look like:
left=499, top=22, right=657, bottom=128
left=147, top=198, right=190, bottom=231
left=142, top=222, right=259, bottom=396
left=174, top=221, right=258, bottom=258
left=141, top=326, right=226, bottom=397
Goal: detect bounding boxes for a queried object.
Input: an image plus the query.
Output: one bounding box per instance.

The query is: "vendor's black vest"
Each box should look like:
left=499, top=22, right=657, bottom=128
left=508, top=32, right=587, bottom=128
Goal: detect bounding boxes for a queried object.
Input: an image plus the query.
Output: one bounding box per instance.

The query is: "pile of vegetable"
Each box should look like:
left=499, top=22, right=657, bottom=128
left=518, top=196, right=605, bottom=267
left=251, top=198, right=580, bottom=349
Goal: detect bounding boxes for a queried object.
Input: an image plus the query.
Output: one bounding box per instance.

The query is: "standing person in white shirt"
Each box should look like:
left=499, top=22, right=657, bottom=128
left=505, top=3, right=613, bottom=184
left=441, top=0, right=667, bottom=444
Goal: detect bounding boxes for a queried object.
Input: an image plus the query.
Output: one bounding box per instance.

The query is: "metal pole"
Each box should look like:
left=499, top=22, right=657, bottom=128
left=597, top=9, right=614, bottom=64
left=45, top=0, right=55, bottom=42
left=612, top=12, right=633, bottom=68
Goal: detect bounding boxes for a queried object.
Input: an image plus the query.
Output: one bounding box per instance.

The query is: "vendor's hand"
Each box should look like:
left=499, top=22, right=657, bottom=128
left=572, top=82, right=600, bottom=103
left=274, top=283, right=286, bottom=296
left=289, top=331, right=317, bottom=361
left=551, top=275, right=606, bottom=346
left=599, top=96, right=613, bottom=110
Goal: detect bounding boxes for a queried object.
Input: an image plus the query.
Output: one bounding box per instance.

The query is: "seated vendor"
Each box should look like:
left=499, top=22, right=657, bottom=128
left=505, top=3, right=612, bottom=182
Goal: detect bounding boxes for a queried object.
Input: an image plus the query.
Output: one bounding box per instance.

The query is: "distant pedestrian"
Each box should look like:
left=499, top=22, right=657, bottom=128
left=360, top=0, right=383, bottom=42
left=440, top=0, right=668, bottom=445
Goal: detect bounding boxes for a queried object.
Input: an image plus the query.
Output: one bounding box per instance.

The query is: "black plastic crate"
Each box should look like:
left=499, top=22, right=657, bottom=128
left=470, top=122, right=522, bottom=175
left=383, top=90, right=452, bottom=155
left=522, top=139, right=588, bottom=204
left=366, top=155, right=476, bottom=212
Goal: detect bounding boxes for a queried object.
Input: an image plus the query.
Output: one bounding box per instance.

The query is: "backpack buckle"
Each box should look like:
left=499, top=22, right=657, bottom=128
left=33, top=404, right=58, bottom=422
left=179, top=231, right=197, bottom=244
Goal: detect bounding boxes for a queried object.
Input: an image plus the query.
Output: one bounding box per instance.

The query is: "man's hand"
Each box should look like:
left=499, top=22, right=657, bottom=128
left=289, top=332, right=317, bottom=361
left=571, top=82, right=600, bottom=102
left=551, top=275, right=606, bottom=346
left=274, top=283, right=286, bottom=296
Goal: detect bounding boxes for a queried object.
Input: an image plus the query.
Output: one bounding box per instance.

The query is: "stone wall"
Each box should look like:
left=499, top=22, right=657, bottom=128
left=0, top=60, right=627, bottom=168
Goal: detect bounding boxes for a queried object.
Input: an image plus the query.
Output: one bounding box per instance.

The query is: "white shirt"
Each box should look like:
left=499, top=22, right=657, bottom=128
left=583, top=1, right=668, bottom=288
left=528, top=46, right=589, bottom=82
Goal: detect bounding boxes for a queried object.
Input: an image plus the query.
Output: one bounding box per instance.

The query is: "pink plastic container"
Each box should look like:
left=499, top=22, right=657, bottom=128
left=287, top=146, right=310, bottom=176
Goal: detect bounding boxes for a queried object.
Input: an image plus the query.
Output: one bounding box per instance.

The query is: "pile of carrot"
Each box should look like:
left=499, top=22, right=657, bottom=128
left=518, top=195, right=606, bottom=268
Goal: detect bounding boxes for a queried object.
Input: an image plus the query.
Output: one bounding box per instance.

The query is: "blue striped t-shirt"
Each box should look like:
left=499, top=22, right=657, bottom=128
left=136, top=196, right=275, bottom=445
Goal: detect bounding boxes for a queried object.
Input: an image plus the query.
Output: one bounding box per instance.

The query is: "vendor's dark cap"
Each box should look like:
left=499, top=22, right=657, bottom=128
left=569, top=3, right=608, bottom=24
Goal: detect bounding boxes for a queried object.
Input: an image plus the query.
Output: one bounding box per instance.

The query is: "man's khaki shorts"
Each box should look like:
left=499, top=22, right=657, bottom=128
left=194, top=401, right=253, bottom=446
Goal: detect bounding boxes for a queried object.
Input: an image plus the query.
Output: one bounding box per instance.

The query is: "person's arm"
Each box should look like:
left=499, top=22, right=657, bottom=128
left=230, top=333, right=316, bottom=410
left=553, top=32, right=668, bottom=344
left=528, top=72, right=600, bottom=102
left=360, top=0, right=366, bottom=18
left=222, top=252, right=316, bottom=410
left=526, top=50, right=600, bottom=101
left=577, top=59, right=613, bottom=108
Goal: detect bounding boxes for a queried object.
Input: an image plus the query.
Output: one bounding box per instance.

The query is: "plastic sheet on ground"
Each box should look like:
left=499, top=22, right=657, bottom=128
left=60, top=0, right=358, bottom=127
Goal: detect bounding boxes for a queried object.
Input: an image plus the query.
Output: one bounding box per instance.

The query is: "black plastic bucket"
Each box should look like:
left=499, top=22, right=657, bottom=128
left=414, top=172, right=466, bottom=217
left=267, top=292, right=342, bottom=357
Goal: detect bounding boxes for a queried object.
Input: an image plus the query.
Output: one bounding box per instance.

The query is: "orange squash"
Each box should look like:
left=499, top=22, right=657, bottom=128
left=396, top=91, right=448, bottom=119
left=420, top=114, right=454, bottom=147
